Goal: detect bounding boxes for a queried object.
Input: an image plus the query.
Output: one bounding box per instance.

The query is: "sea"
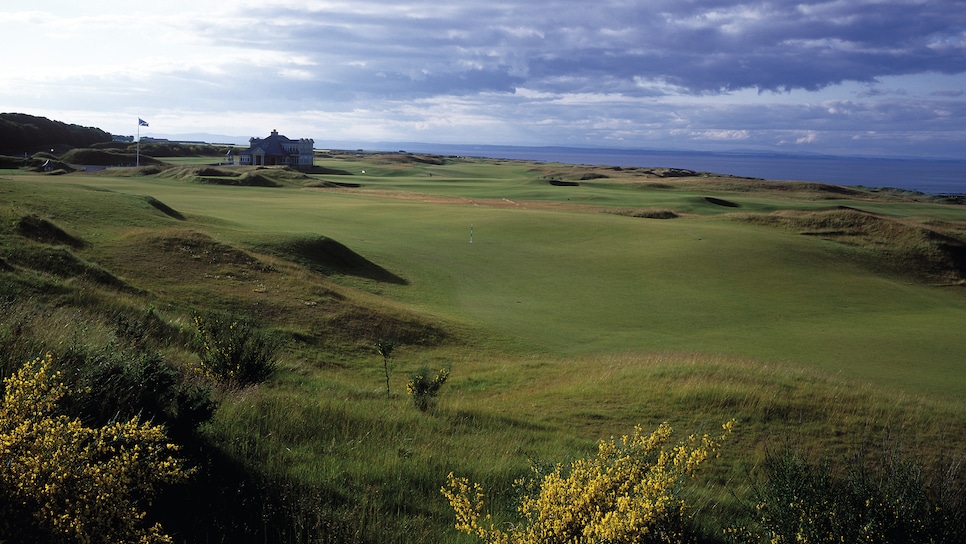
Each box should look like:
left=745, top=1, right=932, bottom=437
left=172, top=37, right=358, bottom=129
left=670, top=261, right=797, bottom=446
left=384, top=144, right=966, bottom=196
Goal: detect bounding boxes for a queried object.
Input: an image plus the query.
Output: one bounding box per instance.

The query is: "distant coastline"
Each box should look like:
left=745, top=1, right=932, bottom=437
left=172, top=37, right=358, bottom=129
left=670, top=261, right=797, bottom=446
left=156, top=133, right=966, bottom=195
left=383, top=143, right=966, bottom=196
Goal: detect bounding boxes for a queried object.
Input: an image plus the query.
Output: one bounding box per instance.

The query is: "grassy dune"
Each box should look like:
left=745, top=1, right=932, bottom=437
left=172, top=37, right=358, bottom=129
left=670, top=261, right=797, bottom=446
left=1, top=155, right=965, bottom=542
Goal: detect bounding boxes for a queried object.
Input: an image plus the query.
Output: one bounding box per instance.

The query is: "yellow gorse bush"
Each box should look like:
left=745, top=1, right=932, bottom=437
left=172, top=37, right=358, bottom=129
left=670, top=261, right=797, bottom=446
left=443, top=419, right=736, bottom=544
left=193, top=312, right=277, bottom=386
left=0, top=354, right=191, bottom=543
left=406, top=367, right=450, bottom=411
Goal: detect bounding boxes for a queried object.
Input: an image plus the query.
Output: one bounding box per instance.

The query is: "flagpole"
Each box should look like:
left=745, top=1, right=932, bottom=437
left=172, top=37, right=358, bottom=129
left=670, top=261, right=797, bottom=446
left=136, top=118, right=140, bottom=167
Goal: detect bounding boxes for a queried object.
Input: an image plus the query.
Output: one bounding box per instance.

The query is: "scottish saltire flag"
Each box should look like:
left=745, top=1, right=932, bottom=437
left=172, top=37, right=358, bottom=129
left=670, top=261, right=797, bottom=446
left=138, top=118, right=149, bottom=127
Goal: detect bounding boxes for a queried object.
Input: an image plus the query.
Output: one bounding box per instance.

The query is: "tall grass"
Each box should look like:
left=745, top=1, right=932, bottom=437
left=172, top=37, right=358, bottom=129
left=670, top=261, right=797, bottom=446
left=202, top=386, right=540, bottom=543
left=188, top=348, right=966, bottom=542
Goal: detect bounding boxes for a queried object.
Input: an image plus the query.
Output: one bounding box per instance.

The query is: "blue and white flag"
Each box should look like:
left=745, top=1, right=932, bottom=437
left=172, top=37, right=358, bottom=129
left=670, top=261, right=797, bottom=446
left=138, top=118, right=149, bottom=127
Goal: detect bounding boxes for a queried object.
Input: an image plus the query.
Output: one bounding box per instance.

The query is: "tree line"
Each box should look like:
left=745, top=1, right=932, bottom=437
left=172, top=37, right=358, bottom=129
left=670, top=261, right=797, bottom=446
left=0, top=113, right=112, bottom=154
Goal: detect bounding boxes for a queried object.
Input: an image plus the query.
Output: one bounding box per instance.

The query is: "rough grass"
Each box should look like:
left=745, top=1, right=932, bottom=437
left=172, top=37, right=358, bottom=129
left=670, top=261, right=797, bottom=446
left=203, top=349, right=966, bottom=542
left=608, top=208, right=680, bottom=219
left=92, top=226, right=448, bottom=355
left=60, top=147, right=163, bottom=166
left=738, top=208, right=966, bottom=283
left=1, top=211, right=135, bottom=293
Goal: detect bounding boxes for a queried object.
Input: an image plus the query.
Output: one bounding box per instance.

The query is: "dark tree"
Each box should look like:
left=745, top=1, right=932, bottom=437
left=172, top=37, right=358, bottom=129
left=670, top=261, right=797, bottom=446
left=0, top=113, right=112, bottom=154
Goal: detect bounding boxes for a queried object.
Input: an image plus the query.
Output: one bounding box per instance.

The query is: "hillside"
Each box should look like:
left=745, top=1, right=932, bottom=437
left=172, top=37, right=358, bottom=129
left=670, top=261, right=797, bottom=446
left=0, top=112, right=112, bottom=154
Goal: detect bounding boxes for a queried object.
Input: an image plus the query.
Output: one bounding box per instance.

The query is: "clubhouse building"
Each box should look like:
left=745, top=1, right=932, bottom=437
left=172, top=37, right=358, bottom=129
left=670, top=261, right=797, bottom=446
left=238, top=130, right=314, bottom=169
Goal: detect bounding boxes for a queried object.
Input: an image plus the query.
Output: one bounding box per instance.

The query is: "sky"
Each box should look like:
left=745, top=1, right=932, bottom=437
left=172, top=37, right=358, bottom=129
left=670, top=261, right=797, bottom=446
left=3, top=0, right=966, bottom=159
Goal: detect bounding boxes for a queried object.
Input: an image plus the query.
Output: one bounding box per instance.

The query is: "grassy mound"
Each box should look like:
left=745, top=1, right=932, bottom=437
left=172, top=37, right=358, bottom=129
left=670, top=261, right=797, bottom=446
left=95, top=228, right=443, bottom=351
left=740, top=208, right=966, bottom=283
left=609, top=208, right=680, bottom=219
left=16, top=215, right=85, bottom=248
left=156, top=165, right=315, bottom=187
left=0, top=154, right=29, bottom=168
left=247, top=166, right=315, bottom=184
left=304, top=165, right=355, bottom=175
left=157, top=165, right=237, bottom=182
left=0, top=154, right=78, bottom=172
left=136, top=142, right=230, bottom=157
left=231, top=171, right=282, bottom=187
left=4, top=213, right=134, bottom=289
left=60, top=148, right=162, bottom=166
left=135, top=229, right=274, bottom=273
left=85, top=164, right=172, bottom=176
left=254, top=235, right=407, bottom=285
left=141, top=196, right=185, bottom=221
left=654, top=167, right=700, bottom=177
left=376, top=153, right=446, bottom=165
left=705, top=179, right=866, bottom=196
left=32, top=160, right=76, bottom=174
left=5, top=244, right=133, bottom=291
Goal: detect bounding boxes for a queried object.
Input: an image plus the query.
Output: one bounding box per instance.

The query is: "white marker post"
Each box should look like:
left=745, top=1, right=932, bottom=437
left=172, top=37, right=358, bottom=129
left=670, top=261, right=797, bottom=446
left=469, top=224, right=473, bottom=244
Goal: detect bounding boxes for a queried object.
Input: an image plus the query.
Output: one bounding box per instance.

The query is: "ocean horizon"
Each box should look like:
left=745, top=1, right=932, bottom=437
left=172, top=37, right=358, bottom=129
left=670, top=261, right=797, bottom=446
left=373, top=143, right=966, bottom=196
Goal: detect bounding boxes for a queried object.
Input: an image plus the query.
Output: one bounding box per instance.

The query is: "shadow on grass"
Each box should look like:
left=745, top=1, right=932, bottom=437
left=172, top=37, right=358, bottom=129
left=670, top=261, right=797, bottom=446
left=704, top=196, right=741, bottom=208
left=259, top=235, right=408, bottom=285
left=141, top=195, right=186, bottom=220
left=16, top=214, right=86, bottom=248
left=155, top=440, right=359, bottom=544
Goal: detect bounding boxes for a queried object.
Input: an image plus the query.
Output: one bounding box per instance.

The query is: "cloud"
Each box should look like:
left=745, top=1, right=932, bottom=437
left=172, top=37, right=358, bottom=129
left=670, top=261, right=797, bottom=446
left=932, top=89, right=965, bottom=97
left=2, top=0, right=965, bottom=158
left=674, top=129, right=752, bottom=141
left=179, top=0, right=966, bottom=99
left=795, top=131, right=819, bottom=144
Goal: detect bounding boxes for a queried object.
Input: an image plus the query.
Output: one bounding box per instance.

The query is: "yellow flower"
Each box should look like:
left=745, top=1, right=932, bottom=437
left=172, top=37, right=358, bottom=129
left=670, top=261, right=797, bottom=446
left=0, top=354, right=189, bottom=543
left=443, top=420, right=736, bottom=544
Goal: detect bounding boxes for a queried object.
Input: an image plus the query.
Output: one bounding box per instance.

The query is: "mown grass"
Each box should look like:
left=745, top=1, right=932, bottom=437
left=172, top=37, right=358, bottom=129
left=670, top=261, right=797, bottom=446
left=2, top=155, right=965, bottom=543
left=47, top=172, right=961, bottom=396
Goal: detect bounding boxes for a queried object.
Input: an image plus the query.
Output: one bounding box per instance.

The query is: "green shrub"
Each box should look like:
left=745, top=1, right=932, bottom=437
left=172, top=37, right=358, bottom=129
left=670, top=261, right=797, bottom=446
left=193, top=312, right=278, bottom=386
left=64, top=351, right=214, bottom=440
left=730, top=446, right=966, bottom=544
left=112, top=306, right=174, bottom=352
left=406, top=366, right=449, bottom=411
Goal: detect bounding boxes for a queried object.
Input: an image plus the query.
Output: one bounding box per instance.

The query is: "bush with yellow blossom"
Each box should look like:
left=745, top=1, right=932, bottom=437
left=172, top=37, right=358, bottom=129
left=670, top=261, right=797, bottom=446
left=406, top=366, right=449, bottom=411
left=0, top=354, right=191, bottom=543
left=193, top=311, right=278, bottom=386
left=442, top=419, right=736, bottom=544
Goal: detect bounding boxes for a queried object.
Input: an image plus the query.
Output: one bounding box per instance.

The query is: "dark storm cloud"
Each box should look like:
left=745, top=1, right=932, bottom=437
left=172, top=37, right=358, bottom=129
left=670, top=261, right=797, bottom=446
left=207, top=0, right=966, bottom=99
